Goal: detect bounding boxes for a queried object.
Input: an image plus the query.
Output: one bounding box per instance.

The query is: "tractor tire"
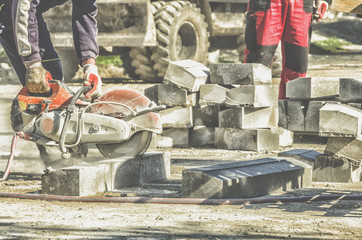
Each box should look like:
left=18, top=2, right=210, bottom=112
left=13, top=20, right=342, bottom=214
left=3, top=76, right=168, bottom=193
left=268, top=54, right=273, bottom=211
left=151, top=1, right=209, bottom=78
left=129, top=47, right=158, bottom=81
left=125, top=1, right=166, bottom=81
left=118, top=47, right=137, bottom=79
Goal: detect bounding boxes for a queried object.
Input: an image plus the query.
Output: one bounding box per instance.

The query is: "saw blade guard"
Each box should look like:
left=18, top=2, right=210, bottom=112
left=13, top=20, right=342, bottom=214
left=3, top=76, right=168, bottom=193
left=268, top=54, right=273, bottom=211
left=90, top=88, right=162, bottom=134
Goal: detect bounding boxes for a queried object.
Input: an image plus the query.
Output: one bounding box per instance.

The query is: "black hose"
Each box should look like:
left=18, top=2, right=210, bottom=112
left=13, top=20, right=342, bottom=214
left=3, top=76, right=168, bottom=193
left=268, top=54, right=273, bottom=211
left=0, top=192, right=360, bottom=205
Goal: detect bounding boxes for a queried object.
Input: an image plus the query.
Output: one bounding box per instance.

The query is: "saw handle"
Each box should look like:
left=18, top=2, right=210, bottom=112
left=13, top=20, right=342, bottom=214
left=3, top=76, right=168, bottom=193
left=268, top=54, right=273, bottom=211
left=59, top=86, right=92, bottom=158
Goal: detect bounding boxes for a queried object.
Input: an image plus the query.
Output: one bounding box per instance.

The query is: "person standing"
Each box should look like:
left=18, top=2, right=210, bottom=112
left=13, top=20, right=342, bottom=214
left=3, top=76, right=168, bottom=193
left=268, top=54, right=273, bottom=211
left=244, top=0, right=322, bottom=99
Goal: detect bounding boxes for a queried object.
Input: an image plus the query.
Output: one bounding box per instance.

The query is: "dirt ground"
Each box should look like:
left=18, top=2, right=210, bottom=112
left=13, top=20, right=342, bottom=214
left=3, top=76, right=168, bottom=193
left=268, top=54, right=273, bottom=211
left=0, top=16, right=362, bottom=240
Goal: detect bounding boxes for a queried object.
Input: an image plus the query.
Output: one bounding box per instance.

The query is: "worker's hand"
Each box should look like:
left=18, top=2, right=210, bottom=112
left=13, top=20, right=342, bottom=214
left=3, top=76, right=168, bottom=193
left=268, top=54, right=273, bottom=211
left=25, top=61, right=51, bottom=94
left=83, top=64, right=102, bottom=99
left=313, top=0, right=325, bottom=22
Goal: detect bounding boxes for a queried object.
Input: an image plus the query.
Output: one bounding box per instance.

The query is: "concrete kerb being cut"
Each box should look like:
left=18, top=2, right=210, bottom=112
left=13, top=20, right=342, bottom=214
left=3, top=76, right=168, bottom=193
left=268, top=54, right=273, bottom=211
left=42, top=152, right=171, bottom=196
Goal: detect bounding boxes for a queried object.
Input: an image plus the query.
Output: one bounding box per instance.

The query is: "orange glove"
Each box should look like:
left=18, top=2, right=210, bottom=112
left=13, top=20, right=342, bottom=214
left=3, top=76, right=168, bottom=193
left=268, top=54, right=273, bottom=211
left=83, top=64, right=102, bottom=99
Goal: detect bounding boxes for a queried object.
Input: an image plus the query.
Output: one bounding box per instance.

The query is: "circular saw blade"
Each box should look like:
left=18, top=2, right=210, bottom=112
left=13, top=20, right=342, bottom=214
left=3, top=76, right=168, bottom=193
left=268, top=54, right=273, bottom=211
left=96, top=131, right=153, bottom=158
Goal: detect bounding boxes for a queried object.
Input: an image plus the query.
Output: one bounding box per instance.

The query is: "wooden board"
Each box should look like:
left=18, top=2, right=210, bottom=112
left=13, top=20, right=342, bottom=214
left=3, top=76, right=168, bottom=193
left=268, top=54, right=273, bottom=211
left=331, top=0, right=362, bottom=14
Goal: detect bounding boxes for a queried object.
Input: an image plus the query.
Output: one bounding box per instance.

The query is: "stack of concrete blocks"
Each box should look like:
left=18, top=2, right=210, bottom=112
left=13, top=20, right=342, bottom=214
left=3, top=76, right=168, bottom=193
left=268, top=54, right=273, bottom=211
left=281, top=77, right=340, bottom=134
left=315, top=78, right=362, bottom=182
left=145, top=60, right=210, bottom=148
left=283, top=77, right=362, bottom=182
left=209, top=63, right=292, bottom=152
left=147, top=60, right=293, bottom=151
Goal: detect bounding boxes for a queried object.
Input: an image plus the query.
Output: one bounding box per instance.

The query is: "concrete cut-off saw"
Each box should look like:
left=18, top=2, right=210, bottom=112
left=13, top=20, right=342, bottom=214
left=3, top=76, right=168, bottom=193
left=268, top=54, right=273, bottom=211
left=1, top=80, right=164, bottom=181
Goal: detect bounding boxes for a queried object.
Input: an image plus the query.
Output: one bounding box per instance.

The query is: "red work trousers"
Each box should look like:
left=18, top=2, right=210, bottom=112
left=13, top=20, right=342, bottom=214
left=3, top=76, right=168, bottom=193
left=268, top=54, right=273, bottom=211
left=244, top=0, right=313, bottom=99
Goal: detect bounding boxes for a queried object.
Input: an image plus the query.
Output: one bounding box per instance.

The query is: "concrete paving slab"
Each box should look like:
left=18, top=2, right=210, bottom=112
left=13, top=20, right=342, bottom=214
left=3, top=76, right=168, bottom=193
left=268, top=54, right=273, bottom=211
left=214, top=128, right=279, bottom=152
left=319, top=103, right=362, bottom=137
left=278, top=100, right=288, bottom=129
left=149, top=134, right=173, bottom=149
left=144, top=84, right=197, bottom=107
left=324, top=137, right=362, bottom=166
left=271, top=127, right=294, bottom=147
left=219, top=107, right=278, bottom=129
left=160, top=106, right=193, bottom=128
left=347, top=102, right=362, bottom=110
left=305, top=101, right=339, bottom=132
left=286, top=77, right=339, bottom=99
left=278, top=149, right=322, bottom=166
left=163, top=60, right=209, bottom=92
left=209, top=63, right=272, bottom=85
left=193, top=105, right=219, bottom=127
left=286, top=100, right=307, bottom=132
left=182, top=157, right=312, bottom=199
left=189, top=126, right=215, bottom=147
left=225, top=85, right=279, bottom=107
left=339, top=78, right=362, bottom=101
left=162, top=128, right=189, bottom=148
left=199, top=84, right=228, bottom=106
left=314, top=154, right=361, bottom=183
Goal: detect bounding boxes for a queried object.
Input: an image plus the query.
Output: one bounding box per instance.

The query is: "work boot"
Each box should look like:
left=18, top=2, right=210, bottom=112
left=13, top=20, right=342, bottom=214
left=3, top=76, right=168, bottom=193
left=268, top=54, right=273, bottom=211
left=25, top=61, right=51, bottom=94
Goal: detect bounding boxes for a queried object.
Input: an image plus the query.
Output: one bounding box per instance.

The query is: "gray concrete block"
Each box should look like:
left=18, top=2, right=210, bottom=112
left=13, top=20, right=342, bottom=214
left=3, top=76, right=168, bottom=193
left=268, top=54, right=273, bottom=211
left=271, top=127, right=294, bottom=147
left=193, top=105, right=219, bottom=127
left=319, top=103, right=362, bottom=137
left=324, top=137, right=362, bottom=166
left=286, top=100, right=307, bottom=132
left=199, top=84, right=228, bottom=106
left=144, top=84, right=197, bottom=107
left=219, top=107, right=278, bottom=129
left=278, top=149, right=322, bottom=166
left=140, top=152, right=171, bottom=184
left=182, top=157, right=312, bottom=199
left=339, top=78, right=362, bottom=101
left=160, top=106, right=193, bottom=128
left=305, top=101, right=338, bottom=132
left=314, top=154, right=361, bottom=183
left=209, top=63, right=272, bottom=85
left=225, top=85, right=279, bottom=107
left=347, top=102, right=362, bottom=110
left=162, top=128, right=189, bottom=148
left=42, top=152, right=171, bottom=196
left=189, top=126, right=215, bottom=147
left=42, top=164, right=111, bottom=196
left=149, top=134, right=173, bottom=149
left=278, top=100, right=288, bottom=129
left=286, top=77, right=339, bottom=99
left=214, top=128, right=279, bottom=152
left=163, top=60, right=209, bottom=92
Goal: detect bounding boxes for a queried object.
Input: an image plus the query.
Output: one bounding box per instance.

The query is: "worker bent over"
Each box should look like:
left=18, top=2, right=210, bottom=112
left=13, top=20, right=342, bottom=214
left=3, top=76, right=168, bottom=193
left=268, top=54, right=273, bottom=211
left=0, top=0, right=101, bottom=99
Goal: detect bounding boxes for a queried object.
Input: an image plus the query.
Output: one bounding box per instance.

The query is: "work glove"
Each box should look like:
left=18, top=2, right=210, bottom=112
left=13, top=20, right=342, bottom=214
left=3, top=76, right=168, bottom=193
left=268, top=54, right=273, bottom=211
left=313, top=0, right=326, bottom=22
left=25, top=61, right=51, bottom=94
left=83, top=64, right=102, bottom=99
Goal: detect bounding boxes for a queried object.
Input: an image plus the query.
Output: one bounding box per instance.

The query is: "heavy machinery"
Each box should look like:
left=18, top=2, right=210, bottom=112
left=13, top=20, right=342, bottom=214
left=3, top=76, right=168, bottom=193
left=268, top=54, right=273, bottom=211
left=44, top=0, right=263, bottom=81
